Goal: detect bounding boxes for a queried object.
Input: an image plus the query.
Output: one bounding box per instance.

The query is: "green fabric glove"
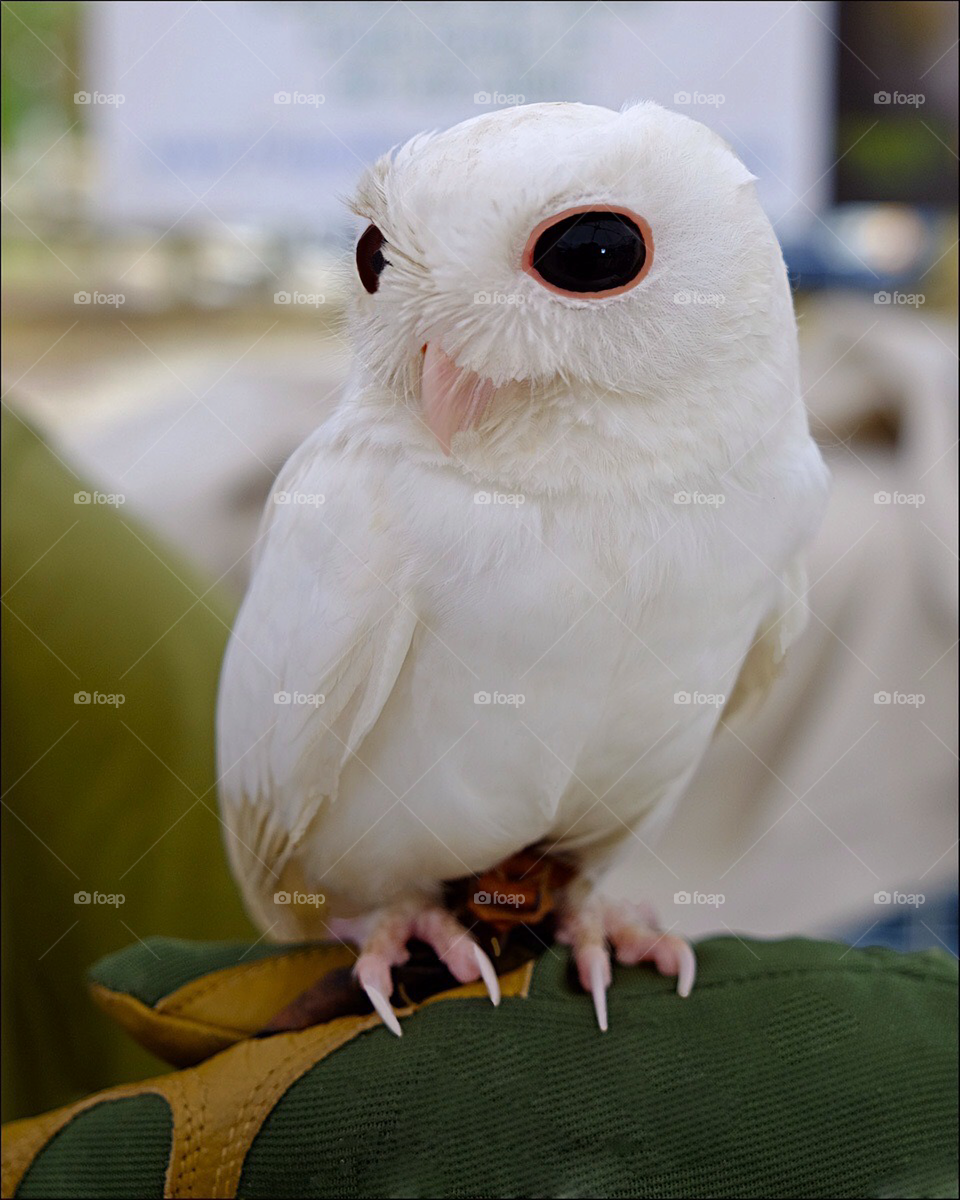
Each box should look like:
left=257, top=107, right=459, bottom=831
left=4, top=936, right=957, bottom=1198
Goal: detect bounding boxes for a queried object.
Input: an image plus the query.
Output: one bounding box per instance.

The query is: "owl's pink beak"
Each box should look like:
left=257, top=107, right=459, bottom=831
left=420, top=342, right=495, bottom=455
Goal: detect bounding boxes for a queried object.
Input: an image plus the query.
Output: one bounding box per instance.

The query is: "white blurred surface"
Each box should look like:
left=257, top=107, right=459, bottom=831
left=89, top=0, right=833, bottom=238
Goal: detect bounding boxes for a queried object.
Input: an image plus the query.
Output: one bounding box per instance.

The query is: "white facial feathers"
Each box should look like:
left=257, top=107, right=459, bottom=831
left=350, top=102, right=771, bottom=395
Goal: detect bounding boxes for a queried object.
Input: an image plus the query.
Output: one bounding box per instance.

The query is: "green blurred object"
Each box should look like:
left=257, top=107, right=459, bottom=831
left=0, top=407, right=255, bottom=1122
left=0, top=2, right=79, bottom=151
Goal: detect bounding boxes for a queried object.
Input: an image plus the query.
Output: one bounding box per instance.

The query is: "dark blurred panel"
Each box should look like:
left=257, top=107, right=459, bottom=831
left=835, top=0, right=958, bottom=205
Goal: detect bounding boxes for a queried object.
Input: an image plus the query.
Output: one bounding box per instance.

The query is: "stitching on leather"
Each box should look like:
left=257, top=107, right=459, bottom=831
left=214, top=1023, right=379, bottom=1198
left=222, top=1041, right=333, bottom=1193
left=170, top=1078, right=196, bottom=1198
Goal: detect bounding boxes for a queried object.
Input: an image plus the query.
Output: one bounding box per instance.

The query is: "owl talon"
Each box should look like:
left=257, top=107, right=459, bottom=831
left=473, top=944, right=501, bottom=1006
left=345, top=900, right=503, bottom=1036
left=580, top=944, right=610, bottom=1032
left=361, top=982, right=403, bottom=1037
left=676, top=940, right=697, bottom=998
left=563, top=899, right=696, bottom=1025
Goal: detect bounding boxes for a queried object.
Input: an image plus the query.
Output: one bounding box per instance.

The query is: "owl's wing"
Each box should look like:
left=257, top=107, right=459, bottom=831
left=216, top=437, right=419, bottom=932
left=723, top=554, right=811, bottom=722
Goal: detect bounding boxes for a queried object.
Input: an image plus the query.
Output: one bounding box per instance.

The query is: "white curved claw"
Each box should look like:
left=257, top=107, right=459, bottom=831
left=578, top=944, right=609, bottom=1032
left=676, top=941, right=697, bottom=999
left=362, top=983, right=403, bottom=1037
left=473, top=943, right=501, bottom=1006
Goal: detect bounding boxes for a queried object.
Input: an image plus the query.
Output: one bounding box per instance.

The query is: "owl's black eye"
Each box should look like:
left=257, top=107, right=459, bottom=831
left=356, top=224, right=389, bottom=294
left=524, top=208, right=651, bottom=296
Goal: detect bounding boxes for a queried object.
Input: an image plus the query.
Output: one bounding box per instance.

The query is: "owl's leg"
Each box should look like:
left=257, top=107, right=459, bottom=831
left=557, top=893, right=696, bottom=1032
left=342, top=899, right=500, bottom=1037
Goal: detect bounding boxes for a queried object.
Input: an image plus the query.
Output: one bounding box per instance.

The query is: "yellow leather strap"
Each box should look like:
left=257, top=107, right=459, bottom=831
left=89, top=943, right=357, bottom=1067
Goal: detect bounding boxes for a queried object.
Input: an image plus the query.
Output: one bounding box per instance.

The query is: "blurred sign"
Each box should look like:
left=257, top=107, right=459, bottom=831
left=88, top=0, right=834, bottom=238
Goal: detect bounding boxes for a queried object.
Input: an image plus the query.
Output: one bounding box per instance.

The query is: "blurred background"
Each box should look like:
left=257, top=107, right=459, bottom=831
left=2, top=0, right=957, bottom=1120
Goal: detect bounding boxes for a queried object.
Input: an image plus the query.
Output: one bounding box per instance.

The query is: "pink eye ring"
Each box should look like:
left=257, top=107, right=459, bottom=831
left=522, top=204, right=653, bottom=298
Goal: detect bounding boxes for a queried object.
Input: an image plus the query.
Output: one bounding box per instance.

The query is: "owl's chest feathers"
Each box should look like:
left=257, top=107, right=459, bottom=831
left=403, top=476, right=774, bottom=660
left=326, top=389, right=813, bottom=669
left=375, top=483, right=771, bottom=853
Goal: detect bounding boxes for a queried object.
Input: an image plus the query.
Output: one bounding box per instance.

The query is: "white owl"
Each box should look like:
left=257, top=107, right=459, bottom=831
left=218, top=101, right=829, bottom=1035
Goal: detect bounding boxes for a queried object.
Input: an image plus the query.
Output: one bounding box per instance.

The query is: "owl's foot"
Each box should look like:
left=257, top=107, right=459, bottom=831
left=556, top=900, right=696, bottom=1032
left=339, top=901, right=500, bottom=1037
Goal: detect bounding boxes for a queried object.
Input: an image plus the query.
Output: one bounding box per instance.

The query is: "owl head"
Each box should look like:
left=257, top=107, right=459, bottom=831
left=348, top=101, right=788, bottom=454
